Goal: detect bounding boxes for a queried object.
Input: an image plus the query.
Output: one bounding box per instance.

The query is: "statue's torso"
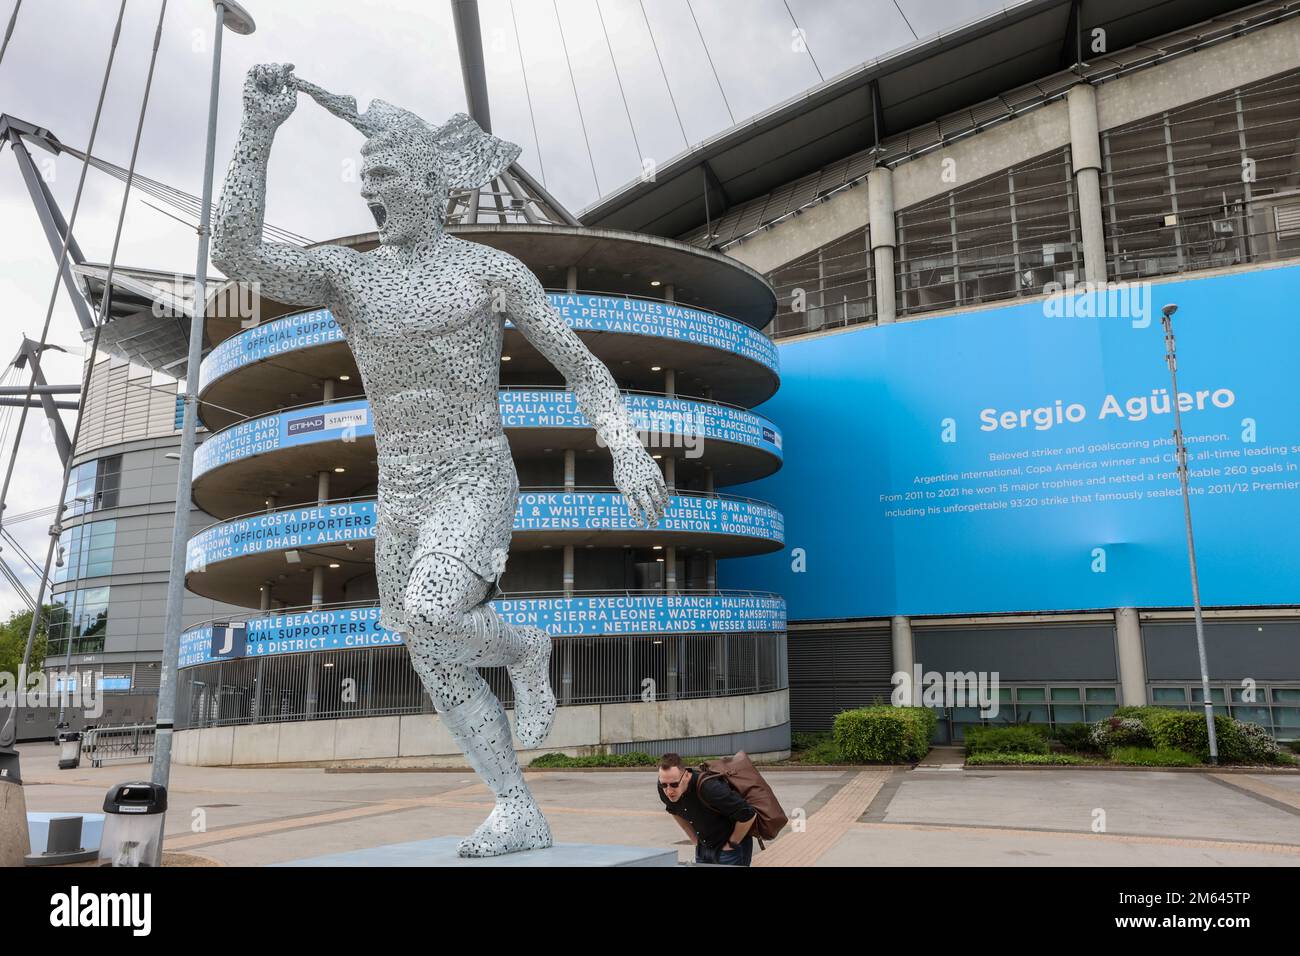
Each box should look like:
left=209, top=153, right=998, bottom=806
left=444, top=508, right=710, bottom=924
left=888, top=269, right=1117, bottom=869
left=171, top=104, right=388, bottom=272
left=329, top=238, right=505, bottom=458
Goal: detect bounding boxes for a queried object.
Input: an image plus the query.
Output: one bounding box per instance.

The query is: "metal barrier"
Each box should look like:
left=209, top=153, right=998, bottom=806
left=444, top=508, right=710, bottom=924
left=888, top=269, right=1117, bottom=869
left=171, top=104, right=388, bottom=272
left=175, top=630, right=788, bottom=731
left=82, top=723, right=156, bottom=768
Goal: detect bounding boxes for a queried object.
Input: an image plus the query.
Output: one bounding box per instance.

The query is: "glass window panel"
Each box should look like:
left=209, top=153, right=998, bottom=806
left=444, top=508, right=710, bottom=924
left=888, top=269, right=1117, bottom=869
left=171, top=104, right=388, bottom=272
left=1015, top=688, right=1046, bottom=701
left=1152, top=687, right=1187, bottom=702
left=1230, top=687, right=1266, bottom=704
left=1230, top=706, right=1271, bottom=728
left=1085, top=704, right=1117, bottom=721
left=1191, top=687, right=1228, bottom=703
left=1052, top=705, right=1085, bottom=723
left=1273, top=707, right=1300, bottom=728
left=1050, top=687, right=1080, bottom=700
left=1018, top=705, right=1050, bottom=723
left=1085, top=687, right=1117, bottom=702
left=1271, top=689, right=1300, bottom=704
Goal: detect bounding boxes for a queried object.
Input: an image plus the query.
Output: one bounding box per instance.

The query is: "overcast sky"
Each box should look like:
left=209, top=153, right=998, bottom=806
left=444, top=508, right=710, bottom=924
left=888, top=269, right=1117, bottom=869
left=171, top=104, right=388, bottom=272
left=0, top=0, right=1007, bottom=619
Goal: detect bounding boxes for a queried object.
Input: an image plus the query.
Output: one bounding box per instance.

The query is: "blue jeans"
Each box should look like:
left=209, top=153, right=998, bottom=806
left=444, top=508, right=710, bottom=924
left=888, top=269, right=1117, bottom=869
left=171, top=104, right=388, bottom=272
left=694, top=835, right=754, bottom=866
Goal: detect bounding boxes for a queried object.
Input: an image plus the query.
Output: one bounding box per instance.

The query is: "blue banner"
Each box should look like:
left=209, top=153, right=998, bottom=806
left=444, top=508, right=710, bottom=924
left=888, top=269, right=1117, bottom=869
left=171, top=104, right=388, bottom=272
left=179, top=594, right=787, bottom=666
left=198, top=294, right=778, bottom=394
left=187, top=493, right=784, bottom=572
left=195, top=393, right=781, bottom=478
left=721, top=265, right=1300, bottom=618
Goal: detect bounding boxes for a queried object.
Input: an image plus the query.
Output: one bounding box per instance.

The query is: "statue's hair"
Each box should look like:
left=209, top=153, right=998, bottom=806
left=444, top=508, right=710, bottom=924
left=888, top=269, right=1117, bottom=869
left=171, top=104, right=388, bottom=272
left=296, top=78, right=519, bottom=191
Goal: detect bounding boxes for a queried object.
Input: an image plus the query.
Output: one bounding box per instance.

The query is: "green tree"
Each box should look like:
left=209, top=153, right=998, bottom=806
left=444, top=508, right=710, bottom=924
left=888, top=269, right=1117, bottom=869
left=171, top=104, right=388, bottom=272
left=0, top=606, right=51, bottom=681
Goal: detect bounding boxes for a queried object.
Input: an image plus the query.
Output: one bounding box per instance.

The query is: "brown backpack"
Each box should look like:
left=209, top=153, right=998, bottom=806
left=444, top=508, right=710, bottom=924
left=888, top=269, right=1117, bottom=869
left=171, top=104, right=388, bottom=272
left=694, top=751, right=788, bottom=849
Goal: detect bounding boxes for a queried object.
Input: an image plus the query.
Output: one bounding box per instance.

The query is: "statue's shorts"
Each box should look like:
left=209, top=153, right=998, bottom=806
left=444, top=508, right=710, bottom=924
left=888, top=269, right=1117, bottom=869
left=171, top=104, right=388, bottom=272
left=373, top=434, right=517, bottom=634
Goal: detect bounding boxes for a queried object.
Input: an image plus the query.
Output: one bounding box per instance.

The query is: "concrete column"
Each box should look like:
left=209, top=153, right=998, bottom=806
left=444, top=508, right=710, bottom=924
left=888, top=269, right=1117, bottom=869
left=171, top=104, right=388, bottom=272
left=562, top=545, right=574, bottom=596
left=663, top=368, right=675, bottom=397
left=259, top=585, right=270, bottom=612
left=311, top=566, right=325, bottom=609
left=665, top=546, right=676, bottom=594
left=1115, top=607, right=1147, bottom=706
left=266, top=494, right=277, bottom=513
left=322, top=378, right=335, bottom=404
left=663, top=284, right=675, bottom=304
left=890, top=615, right=914, bottom=678
left=868, top=165, right=897, bottom=324
left=1066, top=83, right=1108, bottom=284
left=663, top=456, right=675, bottom=490
left=706, top=552, right=716, bottom=592
left=563, top=448, right=575, bottom=490
left=704, top=466, right=714, bottom=494
left=317, top=470, right=330, bottom=505
left=565, top=265, right=578, bottom=292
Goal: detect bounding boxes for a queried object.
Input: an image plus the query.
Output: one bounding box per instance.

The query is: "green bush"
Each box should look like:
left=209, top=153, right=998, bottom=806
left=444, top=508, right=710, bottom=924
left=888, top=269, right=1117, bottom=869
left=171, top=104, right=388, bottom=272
left=1144, top=710, right=1250, bottom=762
left=1236, top=721, right=1285, bottom=764
left=529, top=751, right=657, bottom=768
left=964, top=725, right=1050, bottom=755
left=966, top=752, right=1090, bottom=766
left=1108, top=746, right=1201, bottom=767
left=1050, top=723, right=1096, bottom=752
left=1089, top=716, right=1153, bottom=752
left=832, top=706, right=938, bottom=763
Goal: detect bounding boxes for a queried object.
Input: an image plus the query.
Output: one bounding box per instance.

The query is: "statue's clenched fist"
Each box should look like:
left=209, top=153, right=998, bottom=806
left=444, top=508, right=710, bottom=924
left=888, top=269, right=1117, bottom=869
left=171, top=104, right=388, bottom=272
left=243, top=63, right=298, bottom=129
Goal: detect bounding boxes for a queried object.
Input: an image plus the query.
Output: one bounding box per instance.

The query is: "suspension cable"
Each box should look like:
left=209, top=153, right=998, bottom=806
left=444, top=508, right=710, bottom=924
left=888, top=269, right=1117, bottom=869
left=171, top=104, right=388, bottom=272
left=595, top=0, right=643, bottom=166
left=0, top=0, right=127, bottom=535
left=0, top=0, right=20, bottom=70
left=782, top=0, right=823, bottom=82
left=892, top=0, right=919, bottom=40
left=638, top=0, right=689, bottom=149
left=15, top=0, right=169, bottom=696
left=508, top=0, right=547, bottom=190
left=685, top=0, right=735, bottom=125
left=552, top=0, right=601, bottom=196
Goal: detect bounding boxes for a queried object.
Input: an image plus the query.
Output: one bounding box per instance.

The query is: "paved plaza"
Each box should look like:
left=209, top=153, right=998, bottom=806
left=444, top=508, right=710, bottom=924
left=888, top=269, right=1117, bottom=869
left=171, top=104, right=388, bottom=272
left=17, top=743, right=1300, bottom=866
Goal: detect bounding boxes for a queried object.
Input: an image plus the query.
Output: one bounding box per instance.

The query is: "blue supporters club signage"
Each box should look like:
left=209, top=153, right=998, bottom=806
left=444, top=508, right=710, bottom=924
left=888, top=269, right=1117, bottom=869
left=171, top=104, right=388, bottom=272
left=194, top=393, right=780, bottom=477
left=721, top=264, right=1300, bottom=618
left=209, top=621, right=247, bottom=660
left=198, top=308, right=343, bottom=390
left=187, top=494, right=782, bottom=572
left=197, top=296, right=777, bottom=393
left=178, top=595, right=786, bottom=666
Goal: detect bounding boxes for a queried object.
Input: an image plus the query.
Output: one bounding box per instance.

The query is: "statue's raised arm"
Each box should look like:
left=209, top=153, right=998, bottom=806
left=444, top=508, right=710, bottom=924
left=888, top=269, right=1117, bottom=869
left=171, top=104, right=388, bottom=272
left=212, top=63, right=354, bottom=308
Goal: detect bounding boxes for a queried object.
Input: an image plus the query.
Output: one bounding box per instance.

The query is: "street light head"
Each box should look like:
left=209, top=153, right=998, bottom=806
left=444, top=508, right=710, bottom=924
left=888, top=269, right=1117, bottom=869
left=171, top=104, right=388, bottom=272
left=215, top=1, right=256, bottom=35
left=1161, top=303, right=1178, bottom=318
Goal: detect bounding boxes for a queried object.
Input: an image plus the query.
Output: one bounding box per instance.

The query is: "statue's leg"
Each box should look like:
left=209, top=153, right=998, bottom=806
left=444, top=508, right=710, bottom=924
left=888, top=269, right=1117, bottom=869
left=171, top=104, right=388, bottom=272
left=403, top=544, right=556, bottom=748
left=403, top=552, right=553, bottom=857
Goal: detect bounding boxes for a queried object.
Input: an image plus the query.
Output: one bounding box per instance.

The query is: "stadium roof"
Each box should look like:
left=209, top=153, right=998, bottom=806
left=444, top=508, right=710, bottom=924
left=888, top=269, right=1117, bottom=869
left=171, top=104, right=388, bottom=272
left=579, top=0, right=1281, bottom=240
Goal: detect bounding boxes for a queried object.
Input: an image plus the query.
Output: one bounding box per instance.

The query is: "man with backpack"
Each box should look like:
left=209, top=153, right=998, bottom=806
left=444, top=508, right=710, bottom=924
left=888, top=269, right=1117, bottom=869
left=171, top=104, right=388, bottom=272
left=657, top=752, right=768, bottom=866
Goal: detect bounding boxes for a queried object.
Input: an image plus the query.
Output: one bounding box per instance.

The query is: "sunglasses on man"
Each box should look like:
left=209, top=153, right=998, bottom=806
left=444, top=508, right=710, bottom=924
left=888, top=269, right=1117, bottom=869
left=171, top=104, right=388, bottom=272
left=658, top=772, right=689, bottom=791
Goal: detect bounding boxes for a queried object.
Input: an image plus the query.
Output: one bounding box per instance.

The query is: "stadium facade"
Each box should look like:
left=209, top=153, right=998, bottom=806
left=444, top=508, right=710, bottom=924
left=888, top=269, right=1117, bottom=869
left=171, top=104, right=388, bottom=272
left=31, top=0, right=1300, bottom=752
left=584, top=0, right=1300, bottom=742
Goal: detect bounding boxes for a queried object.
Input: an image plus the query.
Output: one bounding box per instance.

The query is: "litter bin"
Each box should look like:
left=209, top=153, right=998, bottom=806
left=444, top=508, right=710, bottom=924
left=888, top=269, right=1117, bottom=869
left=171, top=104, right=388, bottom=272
left=99, top=781, right=166, bottom=867
left=57, top=731, right=81, bottom=770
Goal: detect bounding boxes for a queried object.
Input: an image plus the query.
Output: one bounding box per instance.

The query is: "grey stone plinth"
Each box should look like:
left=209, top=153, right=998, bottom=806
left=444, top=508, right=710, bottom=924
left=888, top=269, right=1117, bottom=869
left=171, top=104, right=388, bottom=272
left=274, top=836, right=678, bottom=867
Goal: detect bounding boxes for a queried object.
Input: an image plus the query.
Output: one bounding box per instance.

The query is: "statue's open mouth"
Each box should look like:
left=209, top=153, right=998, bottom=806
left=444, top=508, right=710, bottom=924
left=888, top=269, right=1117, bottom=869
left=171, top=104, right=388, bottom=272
left=368, top=202, right=387, bottom=228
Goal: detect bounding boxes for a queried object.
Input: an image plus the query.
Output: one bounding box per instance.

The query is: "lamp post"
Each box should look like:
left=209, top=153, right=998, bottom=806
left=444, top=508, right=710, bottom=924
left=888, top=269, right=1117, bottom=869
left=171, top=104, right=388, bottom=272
left=151, top=0, right=255, bottom=794
left=1160, top=302, right=1218, bottom=764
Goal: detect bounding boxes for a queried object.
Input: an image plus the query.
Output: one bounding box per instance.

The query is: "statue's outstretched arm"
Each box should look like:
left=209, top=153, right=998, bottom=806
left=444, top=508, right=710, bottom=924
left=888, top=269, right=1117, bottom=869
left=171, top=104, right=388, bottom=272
left=504, top=261, right=668, bottom=528
left=212, top=63, right=351, bottom=309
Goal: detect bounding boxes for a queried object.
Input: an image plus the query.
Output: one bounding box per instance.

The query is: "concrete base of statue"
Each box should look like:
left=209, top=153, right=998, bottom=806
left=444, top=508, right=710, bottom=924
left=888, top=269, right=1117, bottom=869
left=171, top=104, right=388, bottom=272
left=274, top=835, right=679, bottom=867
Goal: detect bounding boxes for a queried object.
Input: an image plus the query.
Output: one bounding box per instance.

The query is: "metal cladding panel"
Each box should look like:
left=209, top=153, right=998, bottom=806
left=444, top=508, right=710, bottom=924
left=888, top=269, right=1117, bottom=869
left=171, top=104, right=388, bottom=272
left=1143, top=620, right=1300, bottom=681
left=787, top=628, right=893, bottom=733
left=914, top=625, right=1119, bottom=683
